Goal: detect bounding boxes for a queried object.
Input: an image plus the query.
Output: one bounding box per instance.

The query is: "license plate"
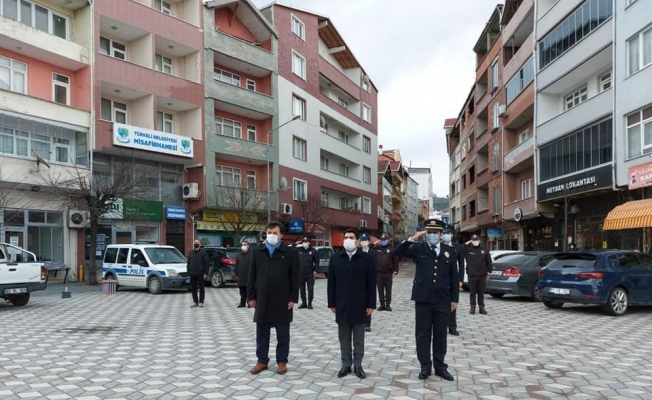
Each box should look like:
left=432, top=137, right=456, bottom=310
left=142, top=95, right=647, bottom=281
left=3, top=287, right=27, bottom=294
left=491, top=271, right=503, bottom=276
left=549, top=288, right=570, bottom=295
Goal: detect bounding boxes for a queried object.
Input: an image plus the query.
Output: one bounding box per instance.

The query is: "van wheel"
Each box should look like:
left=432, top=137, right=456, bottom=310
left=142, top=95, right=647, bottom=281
left=211, top=272, right=225, bottom=288
left=148, top=276, right=163, bottom=294
left=10, top=294, right=30, bottom=306
left=602, top=287, right=628, bottom=316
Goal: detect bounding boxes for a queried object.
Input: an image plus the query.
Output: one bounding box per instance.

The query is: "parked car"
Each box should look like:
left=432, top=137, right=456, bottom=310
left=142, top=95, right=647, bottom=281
left=314, top=246, right=334, bottom=277
left=0, top=243, right=47, bottom=306
left=462, top=249, right=519, bottom=291
left=538, top=251, right=652, bottom=316
left=203, top=246, right=241, bottom=287
left=486, top=252, right=556, bottom=300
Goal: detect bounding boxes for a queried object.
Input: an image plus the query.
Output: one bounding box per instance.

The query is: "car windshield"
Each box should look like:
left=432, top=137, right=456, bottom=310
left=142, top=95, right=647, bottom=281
left=145, top=248, right=187, bottom=264
left=547, top=255, right=597, bottom=269
left=225, top=249, right=240, bottom=259
left=494, top=254, right=536, bottom=265
left=317, top=248, right=333, bottom=258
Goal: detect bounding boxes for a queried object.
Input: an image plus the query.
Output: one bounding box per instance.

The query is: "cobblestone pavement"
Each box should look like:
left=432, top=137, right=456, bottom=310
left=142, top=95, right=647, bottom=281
left=2, top=265, right=652, bottom=400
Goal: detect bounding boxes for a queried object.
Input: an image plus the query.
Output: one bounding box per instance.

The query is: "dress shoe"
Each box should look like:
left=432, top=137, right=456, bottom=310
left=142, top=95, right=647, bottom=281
left=385, top=305, right=393, bottom=312
left=277, top=362, right=287, bottom=375
left=470, top=306, right=476, bottom=315
left=250, top=363, right=268, bottom=374
left=435, top=369, right=454, bottom=381
left=365, top=327, right=371, bottom=332
left=479, top=306, right=488, bottom=315
left=298, top=303, right=308, bottom=309
left=418, top=371, right=429, bottom=380
left=307, top=303, right=313, bottom=309
left=448, top=328, right=460, bottom=336
left=354, top=366, right=366, bottom=379
left=378, top=305, right=386, bottom=311
left=237, top=303, right=245, bottom=308
left=337, top=366, right=351, bottom=378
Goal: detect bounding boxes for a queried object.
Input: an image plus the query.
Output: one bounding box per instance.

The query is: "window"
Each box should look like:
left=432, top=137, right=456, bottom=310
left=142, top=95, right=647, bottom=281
left=565, top=86, right=588, bottom=110
left=247, top=125, right=256, bottom=141
left=100, top=98, right=127, bottom=123
left=292, top=51, right=306, bottom=79
left=246, top=79, right=256, bottom=91
left=99, top=36, right=126, bottom=60
left=155, top=54, right=173, bottom=75
left=156, top=111, right=173, bottom=133
left=492, top=142, right=500, bottom=171
left=338, top=97, right=349, bottom=109
left=291, top=14, right=305, bottom=40
left=51, top=73, right=69, bottom=105
left=246, top=170, right=256, bottom=189
left=363, top=136, right=371, bottom=153
left=339, top=163, right=349, bottom=177
left=292, top=136, right=306, bottom=161
left=362, top=79, right=370, bottom=92
left=155, top=0, right=171, bottom=15
left=292, top=95, right=305, bottom=120
left=54, top=137, right=70, bottom=163
left=320, top=155, right=329, bottom=170
left=339, top=196, right=351, bottom=210
left=626, top=105, right=652, bottom=159
left=215, top=165, right=241, bottom=187
left=214, top=68, right=240, bottom=86
left=468, top=134, right=475, bottom=150
left=469, top=165, right=475, bottom=184
left=519, top=130, right=530, bottom=144
left=0, top=55, right=27, bottom=94
left=628, top=26, right=652, bottom=76
left=362, top=104, right=371, bottom=123
left=538, top=0, right=613, bottom=69
left=506, top=56, right=534, bottom=104
left=492, top=186, right=500, bottom=214
left=492, top=102, right=499, bottom=129
left=338, top=130, right=349, bottom=143
left=599, top=72, right=611, bottom=92
left=1, top=1, right=68, bottom=39
left=214, top=117, right=242, bottom=138
left=469, top=200, right=476, bottom=217
left=521, top=179, right=532, bottom=199
left=321, top=191, right=329, bottom=207
left=363, top=166, right=371, bottom=183
left=491, top=58, right=499, bottom=90
left=363, top=197, right=371, bottom=214
left=293, top=178, right=307, bottom=201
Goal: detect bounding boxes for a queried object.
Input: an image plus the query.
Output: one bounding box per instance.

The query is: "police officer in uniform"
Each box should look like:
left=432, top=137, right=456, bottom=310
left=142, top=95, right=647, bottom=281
left=393, top=219, right=459, bottom=381
left=441, top=224, right=464, bottom=336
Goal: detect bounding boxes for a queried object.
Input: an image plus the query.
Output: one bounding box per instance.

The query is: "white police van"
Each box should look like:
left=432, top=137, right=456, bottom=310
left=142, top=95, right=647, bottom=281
left=101, top=243, right=188, bottom=294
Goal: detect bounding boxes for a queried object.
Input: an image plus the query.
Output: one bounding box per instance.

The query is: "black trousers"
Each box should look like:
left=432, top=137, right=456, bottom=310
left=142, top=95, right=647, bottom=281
left=468, top=276, right=487, bottom=306
left=377, top=272, right=393, bottom=306
left=300, top=275, right=315, bottom=304
left=415, top=302, right=449, bottom=372
left=256, top=323, right=290, bottom=364
left=238, top=286, right=247, bottom=306
left=189, top=275, right=205, bottom=304
left=449, top=309, right=457, bottom=330
left=338, top=323, right=366, bottom=368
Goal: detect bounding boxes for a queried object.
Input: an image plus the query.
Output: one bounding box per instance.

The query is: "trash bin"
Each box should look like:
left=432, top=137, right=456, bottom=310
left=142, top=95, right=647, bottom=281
left=102, top=280, right=118, bottom=295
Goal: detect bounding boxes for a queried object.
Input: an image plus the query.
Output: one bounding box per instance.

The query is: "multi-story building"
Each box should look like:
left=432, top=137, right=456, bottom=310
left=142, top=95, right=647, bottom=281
left=408, top=167, right=433, bottom=210
left=406, top=175, right=419, bottom=235
left=377, top=157, right=393, bottom=237
left=261, top=4, right=379, bottom=246
left=93, top=0, right=204, bottom=254
left=200, top=0, right=278, bottom=247
left=445, top=117, right=461, bottom=228
left=379, top=148, right=408, bottom=242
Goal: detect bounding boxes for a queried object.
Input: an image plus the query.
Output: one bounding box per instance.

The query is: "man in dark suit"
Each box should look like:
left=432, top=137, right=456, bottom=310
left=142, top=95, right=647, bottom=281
left=441, top=224, right=464, bottom=336
left=359, top=233, right=378, bottom=332
left=328, top=229, right=377, bottom=379
left=393, top=219, right=459, bottom=381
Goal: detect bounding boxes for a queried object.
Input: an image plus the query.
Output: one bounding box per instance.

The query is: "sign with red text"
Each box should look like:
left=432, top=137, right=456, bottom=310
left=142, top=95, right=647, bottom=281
left=628, top=162, right=652, bottom=190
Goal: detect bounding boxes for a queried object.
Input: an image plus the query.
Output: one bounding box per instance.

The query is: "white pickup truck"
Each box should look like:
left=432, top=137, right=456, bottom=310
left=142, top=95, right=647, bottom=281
left=0, top=243, right=47, bottom=306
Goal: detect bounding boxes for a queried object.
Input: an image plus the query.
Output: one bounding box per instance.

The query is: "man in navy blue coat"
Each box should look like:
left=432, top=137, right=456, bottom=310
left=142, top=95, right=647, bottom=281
left=441, top=224, right=465, bottom=336
left=327, top=229, right=377, bottom=379
left=393, top=219, right=459, bottom=381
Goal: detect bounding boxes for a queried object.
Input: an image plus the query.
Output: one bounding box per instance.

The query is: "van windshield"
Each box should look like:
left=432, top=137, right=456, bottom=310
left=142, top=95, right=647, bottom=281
left=317, top=248, right=333, bottom=259
left=145, top=248, right=187, bottom=264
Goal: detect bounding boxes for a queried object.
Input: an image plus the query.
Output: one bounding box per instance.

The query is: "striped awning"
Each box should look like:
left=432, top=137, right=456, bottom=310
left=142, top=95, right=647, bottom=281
left=603, top=199, right=652, bottom=230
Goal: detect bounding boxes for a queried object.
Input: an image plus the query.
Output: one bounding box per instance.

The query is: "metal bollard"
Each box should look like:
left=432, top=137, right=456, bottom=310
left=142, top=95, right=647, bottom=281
left=102, top=280, right=117, bottom=295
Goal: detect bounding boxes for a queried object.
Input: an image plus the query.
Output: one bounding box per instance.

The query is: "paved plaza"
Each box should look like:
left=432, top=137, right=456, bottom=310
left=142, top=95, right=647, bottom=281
left=2, top=266, right=652, bottom=400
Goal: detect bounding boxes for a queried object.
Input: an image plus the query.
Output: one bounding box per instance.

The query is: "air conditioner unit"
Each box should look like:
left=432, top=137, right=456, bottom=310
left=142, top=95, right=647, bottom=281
left=359, top=219, right=368, bottom=228
left=281, top=203, right=293, bottom=215
left=183, top=183, right=200, bottom=200
left=68, top=210, right=89, bottom=229
left=362, top=74, right=370, bottom=84
left=498, top=104, right=508, bottom=117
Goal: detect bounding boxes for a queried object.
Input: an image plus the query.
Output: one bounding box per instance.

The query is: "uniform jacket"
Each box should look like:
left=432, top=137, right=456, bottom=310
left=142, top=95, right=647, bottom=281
left=296, top=246, right=319, bottom=276
left=451, top=243, right=465, bottom=283
left=235, top=250, right=252, bottom=286
left=327, top=248, right=377, bottom=325
left=247, top=243, right=301, bottom=324
left=373, top=244, right=399, bottom=274
left=464, top=244, right=493, bottom=277
left=393, top=240, right=459, bottom=310
left=186, top=248, right=209, bottom=277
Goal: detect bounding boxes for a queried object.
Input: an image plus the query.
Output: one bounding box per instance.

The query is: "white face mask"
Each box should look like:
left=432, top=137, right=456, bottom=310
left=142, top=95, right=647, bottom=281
left=360, top=240, right=370, bottom=248
left=472, top=240, right=480, bottom=247
left=343, top=238, right=357, bottom=251
left=266, top=234, right=279, bottom=246
left=241, top=246, right=248, bottom=252
left=302, top=243, right=309, bottom=249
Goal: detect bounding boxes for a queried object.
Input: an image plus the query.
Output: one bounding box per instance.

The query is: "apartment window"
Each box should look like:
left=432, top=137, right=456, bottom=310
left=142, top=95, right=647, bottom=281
left=99, top=36, right=126, bottom=60
left=292, top=51, right=306, bottom=79
left=506, top=56, right=534, bottom=104
left=155, top=54, right=173, bottom=74
left=338, top=130, right=349, bottom=143
left=292, top=95, right=305, bottom=120
left=100, top=98, right=127, bottom=123
left=320, top=155, right=329, bottom=170
left=628, top=26, right=652, bottom=76
left=247, top=125, right=256, bottom=141
left=0, top=56, right=27, bottom=94
left=492, top=102, right=499, bottom=129
left=363, top=197, right=371, bottom=214
left=246, top=170, right=256, bottom=189
left=492, top=142, right=499, bottom=171
left=292, top=136, right=306, bottom=161
left=492, top=186, right=500, bottom=215
left=215, top=117, right=242, bottom=138
left=363, top=166, right=371, bottom=184
left=469, top=200, right=476, bottom=217
left=291, top=14, right=305, bottom=40
left=363, top=136, right=371, bottom=153
left=293, top=178, right=307, bottom=201
left=468, top=134, right=475, bottom=150
left=338, top=97, right=349, bottom=109
left=599, top=72, right=612, bottom=92
left=155, top=0, right=172, bottom=15
left=565, top=86, right=588, bottom=110
left=215, top=165, right=241, bottom=187
left=491, top=58, right=499, bottom=90
left=156, top=111, right=173, bottom=133
left=626, top=105, right=652, bottom=159
left=455, top=180, right=460, bottom=194
left=362, top=80, right=370, bottom=92
left=519, top=130, right=530, bottom=144
left=214, top=68, right=241, bottom=86
left=339, top=196, right=351, bottom=210
left=539, top=117, right=612, bottom=181
left=462, top=204, right=467, bottom=221
left=246, top=79, right=256, bottom=91
left=1, top=1, right=68, bottom=39
left=362, top=104, right=372, bottom=123
left=51, top=73, right=70, bottom=105
left=321, top=191, right=329, bottom=207
left=538, top=0, right=613, bottom=69
left=339, top=163, right=349, bottom=177
left=521, top=179, right=532, bottom=199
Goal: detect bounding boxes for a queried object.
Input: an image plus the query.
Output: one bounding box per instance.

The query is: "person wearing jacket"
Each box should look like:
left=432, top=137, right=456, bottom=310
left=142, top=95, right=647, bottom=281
left=187, top=239, right=209, bottom=308
left=441, top=224, right=464, bottom=336
left=373, top=233, right=399, bottom=311
left=359, top=233, right=378, bottom=332
left=236, top=240, right=252, bottom=308
left=295, top=237, right=319, bottom=309
left=464, top=234, right=492, bottom=315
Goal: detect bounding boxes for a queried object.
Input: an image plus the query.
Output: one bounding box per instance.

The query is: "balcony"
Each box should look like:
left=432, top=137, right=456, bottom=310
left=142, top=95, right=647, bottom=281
left=210, top=134, right=270, bottom=164
left=207, top=30, right=276, bottom=73
left=537, top=0, right=583, bottom=36
left=477, top=210, right=501, bottom=227
left=503, top=197, right=536, bottom=222
left=502, top=0, right=534, bottom=50
left=319, top=57, right=360, bottom=100
left=504, top=136, right=534, bottom=173
left=208, top=78, right=276, bottom=118
left=476, top=169, right=491, bottom=189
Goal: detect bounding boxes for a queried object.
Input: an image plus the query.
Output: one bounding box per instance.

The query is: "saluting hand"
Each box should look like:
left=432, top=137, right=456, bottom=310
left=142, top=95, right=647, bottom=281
left=410, top=230, right=427, bottom=242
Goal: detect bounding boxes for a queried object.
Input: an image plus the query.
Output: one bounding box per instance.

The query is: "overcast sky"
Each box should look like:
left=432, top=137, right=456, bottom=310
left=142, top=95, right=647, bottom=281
left=251, top=0, right=499, bottom=197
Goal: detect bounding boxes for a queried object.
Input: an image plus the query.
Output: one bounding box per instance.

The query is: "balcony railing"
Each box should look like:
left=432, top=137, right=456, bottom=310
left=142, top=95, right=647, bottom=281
left=208, top=30, right=275, bottom=72
left=503, top=135, right=534, bottom=172
left=506, top=56, right=534, bottom=105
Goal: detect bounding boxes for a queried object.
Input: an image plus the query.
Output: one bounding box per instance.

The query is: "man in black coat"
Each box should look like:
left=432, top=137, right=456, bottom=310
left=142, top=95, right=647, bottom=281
left=187, top=239, right=209, bottom=308
left=236, top=240, right=252, bottom=308
left=359, top=233, right=377, bottom=332
left=327, top=229, right=377, bottom=379
left=247, top=222, right=301, bottom=375
left=393, top=219, right=459, bottom=382
left=441, top=224, right=464, bottom=336
left=464, top=234, right=492, bottom=315
left=295, top=237, right=319, bottom=309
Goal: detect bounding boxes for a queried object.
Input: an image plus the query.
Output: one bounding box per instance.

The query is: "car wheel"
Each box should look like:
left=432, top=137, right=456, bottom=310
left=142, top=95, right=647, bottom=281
left=211, top=271, right=225, bottom=288
left=603, top=287, right=628, bottom=316
left=531, top=281, right=541, bottom=302
left=148, top=276, right=163, bottom=294
left=542, top=299, right=564, bottom=308
left=490, top=293, right=505, bottom=298
left=9, top=294, right=30, bottom=306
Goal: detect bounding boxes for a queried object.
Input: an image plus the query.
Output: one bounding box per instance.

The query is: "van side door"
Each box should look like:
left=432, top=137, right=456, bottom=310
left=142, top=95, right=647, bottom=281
left=127, top=248, right=148, bottom=289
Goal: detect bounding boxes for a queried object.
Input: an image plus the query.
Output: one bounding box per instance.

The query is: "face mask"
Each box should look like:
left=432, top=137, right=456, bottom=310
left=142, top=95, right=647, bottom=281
left=472, top=240, right=480, bottom=247
left=343, top=239, right=357, bottom=251
left=194, top=244, right=200, bottom=249
left=302, top=243, right=309, bottom=249
left=266, top=234, right=279, bottom=246
left=441, top=234, right=452, bottom=243
left=426, top=233, right=439, bottom=245
left=381, top=240, right=388, bottom=246
left=241, top=246, right=248, bottom=252
left=360, top=240, right=369, bottom=248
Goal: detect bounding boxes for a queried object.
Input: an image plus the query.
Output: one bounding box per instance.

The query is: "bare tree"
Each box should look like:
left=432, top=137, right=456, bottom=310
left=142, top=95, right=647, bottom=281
left=297, top=192, right=331, bottom=237
left=212, top=183, right=269, bottom=244
left=0, top=163, right=46, bottom=227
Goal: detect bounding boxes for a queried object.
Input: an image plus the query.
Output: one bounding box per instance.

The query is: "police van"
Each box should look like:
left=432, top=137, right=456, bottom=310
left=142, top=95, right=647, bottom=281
left=101, top=243, right=188, bottom=294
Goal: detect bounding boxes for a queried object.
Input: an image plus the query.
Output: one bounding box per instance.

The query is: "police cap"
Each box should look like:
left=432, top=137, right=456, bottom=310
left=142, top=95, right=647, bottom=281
left=422, top=219, right=444, bottom=232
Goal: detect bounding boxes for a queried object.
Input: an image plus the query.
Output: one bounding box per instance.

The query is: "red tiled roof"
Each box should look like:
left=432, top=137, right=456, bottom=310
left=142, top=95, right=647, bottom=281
left=389, top=161, right=401, bottom=171
left=443, top=118, right=457, bottom=128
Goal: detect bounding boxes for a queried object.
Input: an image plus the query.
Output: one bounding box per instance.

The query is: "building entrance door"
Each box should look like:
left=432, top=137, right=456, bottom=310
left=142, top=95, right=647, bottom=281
left=115, top=231, right=132, bottom=244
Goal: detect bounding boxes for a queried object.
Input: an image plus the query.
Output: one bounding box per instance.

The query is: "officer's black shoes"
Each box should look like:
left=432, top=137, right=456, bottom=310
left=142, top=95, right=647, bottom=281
left=479, top=306, right=488, bottom=315
left=354, top=366, right=366, bottom=379
left=470, top=306, right=476, bottom=315
left=385, top=305, right=393, bottom=312
left=365, top=327, right=371, bottom=332
left=418, top=370, right=431, bottom=380
left=307, top=303, right=313, bottom=309
left=337, top=366, right=351, bottom=378
left=298, top=303, right=308, bottom=309
left=378, top=305, right=386, bottom=311
left=448, top=328, right=460, bottom=336
left=237, top=303, right=246, bottom=308
left=435, top=369, right=454, bottom=381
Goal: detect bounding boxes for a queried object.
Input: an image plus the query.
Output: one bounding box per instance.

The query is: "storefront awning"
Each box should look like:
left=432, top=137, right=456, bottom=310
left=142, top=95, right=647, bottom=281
left=603, top=199, right=652, bottom=230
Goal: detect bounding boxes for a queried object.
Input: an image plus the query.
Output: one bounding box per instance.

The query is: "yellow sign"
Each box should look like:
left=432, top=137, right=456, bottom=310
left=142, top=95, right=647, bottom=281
left=202, top=210, right=257, bottom=223
left=602, top=241, right=607, bottom=249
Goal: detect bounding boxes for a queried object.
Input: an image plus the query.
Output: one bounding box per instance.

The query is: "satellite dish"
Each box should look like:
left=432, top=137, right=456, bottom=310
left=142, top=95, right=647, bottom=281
left=279, top=176, right=288, bottom=190
left=31, top=150, right=51, bottom=171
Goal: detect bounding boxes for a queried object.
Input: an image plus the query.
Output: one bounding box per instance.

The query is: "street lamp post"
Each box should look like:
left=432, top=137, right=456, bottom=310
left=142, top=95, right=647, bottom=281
left=267, top=115, right=300, bottom=223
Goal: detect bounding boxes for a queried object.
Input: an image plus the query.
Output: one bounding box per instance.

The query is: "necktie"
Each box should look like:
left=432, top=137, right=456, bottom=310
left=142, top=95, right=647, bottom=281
left=431, top=246, right=437, bottom=256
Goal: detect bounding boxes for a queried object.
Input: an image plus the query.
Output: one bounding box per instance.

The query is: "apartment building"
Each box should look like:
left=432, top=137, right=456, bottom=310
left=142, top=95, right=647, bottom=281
left=94, top=0, right=204, bottom=254
left=379, top=149, right=408, bottom=242
left=445, top=117, right=461, bottom=229
left=0, top=0, right=92, bottom=269
left=406, top=175, right=419, bottom=235
left=199, top=0, right=278, bottom=247
left=408, top=166, right=433, bottom=209
left=377, top=157, right=393, bottom=237
left=261, top=4, right=379, bottom=246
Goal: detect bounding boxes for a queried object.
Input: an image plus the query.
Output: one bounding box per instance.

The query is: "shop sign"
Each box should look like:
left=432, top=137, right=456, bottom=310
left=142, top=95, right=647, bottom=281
left=165, top=206, right=186, bottom=221
left=514, top=207, right=523, bottom=222
left=113, top=123, right=193, bottom=158
left=487, top=229, right=503, bottom=238
left=628, top=162, right=652, bottom=190
left=202, top=210, right=257, bottom=223
left=537, top=165, right=612, bottom=201
left=101, top=198, right=163, bottom=221
left=288, top=219, right=304, bottom=234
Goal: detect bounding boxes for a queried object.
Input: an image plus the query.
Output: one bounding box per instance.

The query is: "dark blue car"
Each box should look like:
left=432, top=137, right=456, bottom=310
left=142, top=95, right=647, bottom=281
left=538, top=251, right=652, bottom=316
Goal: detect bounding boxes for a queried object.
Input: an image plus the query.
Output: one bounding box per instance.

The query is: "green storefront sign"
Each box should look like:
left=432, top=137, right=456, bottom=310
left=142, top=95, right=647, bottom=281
left=94, top=198, right=163, bottom=221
